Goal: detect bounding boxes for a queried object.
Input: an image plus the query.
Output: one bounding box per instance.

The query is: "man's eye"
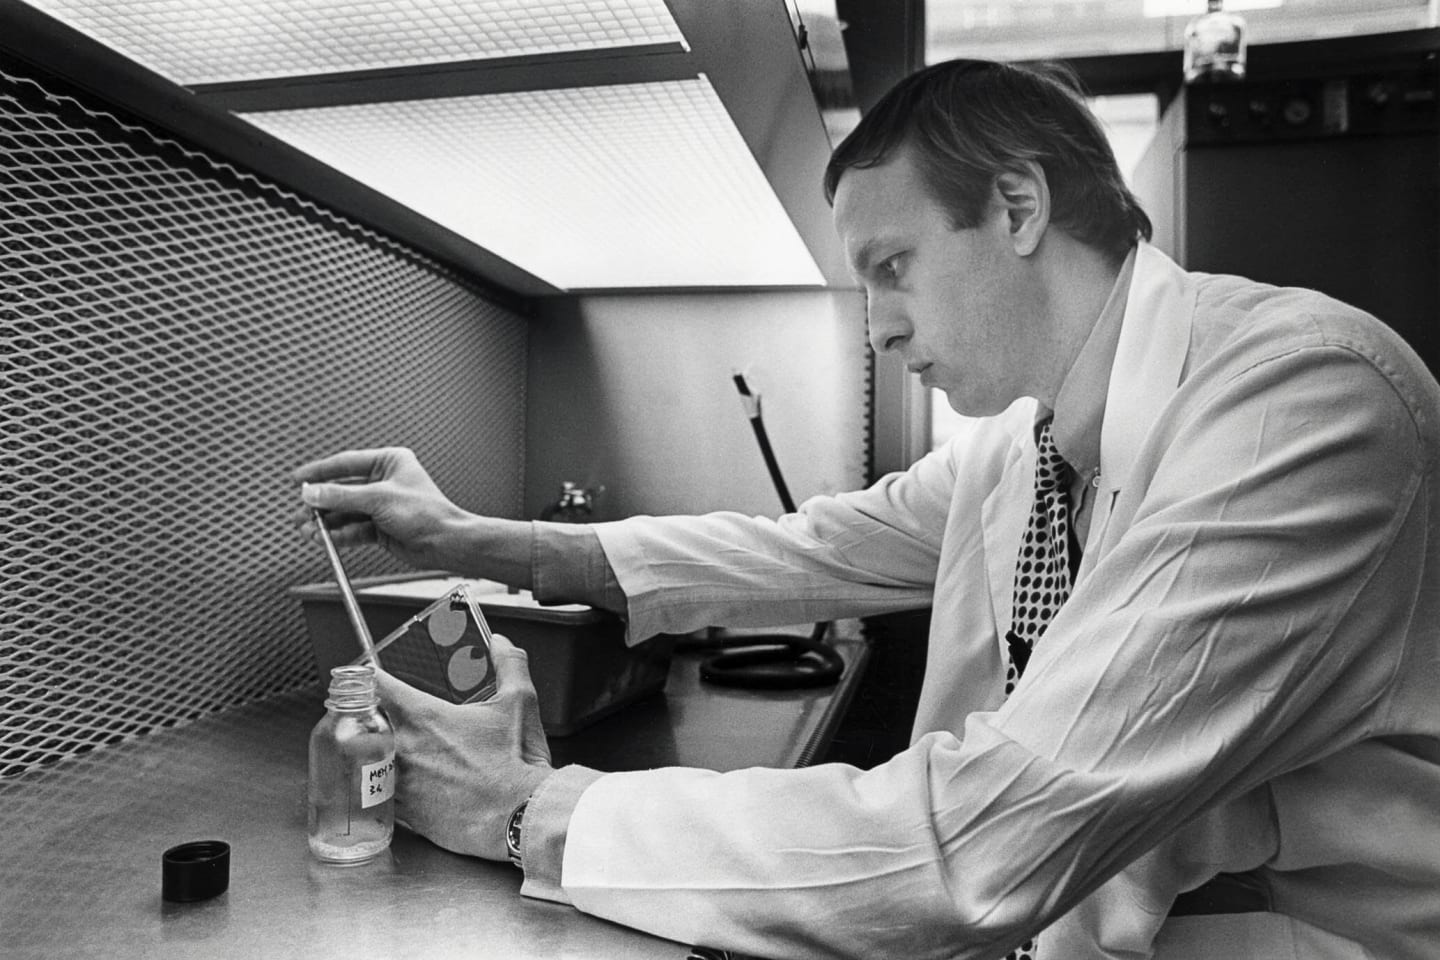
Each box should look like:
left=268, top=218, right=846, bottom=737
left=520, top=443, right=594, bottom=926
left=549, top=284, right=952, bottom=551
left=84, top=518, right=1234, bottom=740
left=877, top=255, right=905, bottom=282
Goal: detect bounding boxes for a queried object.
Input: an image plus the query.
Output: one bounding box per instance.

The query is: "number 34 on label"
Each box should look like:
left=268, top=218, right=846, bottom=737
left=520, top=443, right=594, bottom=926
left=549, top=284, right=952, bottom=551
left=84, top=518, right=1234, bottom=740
left=361, top=754, right=396, bottom=809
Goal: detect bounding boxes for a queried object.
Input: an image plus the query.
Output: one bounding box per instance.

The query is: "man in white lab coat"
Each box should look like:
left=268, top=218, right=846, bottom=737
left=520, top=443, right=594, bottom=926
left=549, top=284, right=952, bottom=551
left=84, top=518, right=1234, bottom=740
left=295, top=59, right=1440, bottom=959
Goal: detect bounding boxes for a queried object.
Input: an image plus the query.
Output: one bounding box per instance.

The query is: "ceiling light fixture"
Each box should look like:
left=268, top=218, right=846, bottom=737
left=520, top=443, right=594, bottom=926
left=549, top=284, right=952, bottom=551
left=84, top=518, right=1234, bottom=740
left=17, top=0, right=688, bottom=85
left=240, top=76, right=825, bottom=290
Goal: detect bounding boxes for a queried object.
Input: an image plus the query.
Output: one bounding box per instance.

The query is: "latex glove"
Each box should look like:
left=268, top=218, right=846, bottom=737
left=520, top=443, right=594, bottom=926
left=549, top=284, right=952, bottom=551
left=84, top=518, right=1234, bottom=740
left=375, top=632, right=554, bottom=861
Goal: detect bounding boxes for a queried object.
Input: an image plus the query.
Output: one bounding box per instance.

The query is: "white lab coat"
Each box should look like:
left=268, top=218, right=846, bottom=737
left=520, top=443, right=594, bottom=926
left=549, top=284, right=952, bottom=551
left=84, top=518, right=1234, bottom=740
left=526, top=244, right=1440, bottom=959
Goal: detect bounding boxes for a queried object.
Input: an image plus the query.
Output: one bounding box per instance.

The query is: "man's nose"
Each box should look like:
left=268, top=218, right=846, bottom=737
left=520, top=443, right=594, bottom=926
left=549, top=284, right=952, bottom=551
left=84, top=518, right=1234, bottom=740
left=867, top=298, right=911, bottom=355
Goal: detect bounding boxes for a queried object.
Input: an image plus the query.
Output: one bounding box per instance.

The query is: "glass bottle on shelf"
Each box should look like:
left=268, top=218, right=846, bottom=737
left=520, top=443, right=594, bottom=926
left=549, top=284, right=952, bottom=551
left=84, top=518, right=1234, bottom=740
left=1183, top=0, right=1247, bottom=84
left=308, top=663, right=395, bottom=864
left=539, top=481, right=595, bottom=522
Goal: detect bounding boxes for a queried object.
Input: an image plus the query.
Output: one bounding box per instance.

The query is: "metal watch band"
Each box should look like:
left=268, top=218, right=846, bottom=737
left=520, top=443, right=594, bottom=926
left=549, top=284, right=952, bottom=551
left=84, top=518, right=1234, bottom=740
left=506, top=799, right=528, bottom=868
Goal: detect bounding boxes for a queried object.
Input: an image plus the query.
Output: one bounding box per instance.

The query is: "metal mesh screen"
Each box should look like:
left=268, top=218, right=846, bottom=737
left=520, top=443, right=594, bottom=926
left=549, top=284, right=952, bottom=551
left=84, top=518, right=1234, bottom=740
left=1, top=55, right=529, bottom=778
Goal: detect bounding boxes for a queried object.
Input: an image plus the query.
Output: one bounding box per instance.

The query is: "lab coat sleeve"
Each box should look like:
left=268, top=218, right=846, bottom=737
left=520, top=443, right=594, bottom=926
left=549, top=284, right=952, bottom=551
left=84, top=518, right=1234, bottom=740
left=529, top=520, right=626, bottom=613
left=589, top=440, right=966, bottom=642
left=518, top=764, right=605, bottom=904
left=554, top=340, right=1430, bottom=959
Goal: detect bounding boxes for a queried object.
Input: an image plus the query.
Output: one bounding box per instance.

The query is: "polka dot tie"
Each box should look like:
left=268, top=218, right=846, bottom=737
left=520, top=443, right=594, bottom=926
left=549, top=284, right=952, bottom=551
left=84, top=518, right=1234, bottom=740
left=1004, top=419, right=1074, bottom=697
left=1001, top=420, right=1075, bottom=960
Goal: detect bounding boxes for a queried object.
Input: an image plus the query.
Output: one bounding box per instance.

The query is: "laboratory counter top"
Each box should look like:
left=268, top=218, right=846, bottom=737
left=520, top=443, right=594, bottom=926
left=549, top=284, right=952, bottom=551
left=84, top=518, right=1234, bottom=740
left=0, top=632, right=868, bottom=960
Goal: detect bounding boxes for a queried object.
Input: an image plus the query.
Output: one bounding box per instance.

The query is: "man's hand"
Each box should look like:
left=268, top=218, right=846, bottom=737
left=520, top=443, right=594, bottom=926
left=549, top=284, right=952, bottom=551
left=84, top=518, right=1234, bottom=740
left=293, top=446, right=537, bottom=585
left=375, top=632, right=554, bottom=861
left=293, top=447, right=472, bottom=572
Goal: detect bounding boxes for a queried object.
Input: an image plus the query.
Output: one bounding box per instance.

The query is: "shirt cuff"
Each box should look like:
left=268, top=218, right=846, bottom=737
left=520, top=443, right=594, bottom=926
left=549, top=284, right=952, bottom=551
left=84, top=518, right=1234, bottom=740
left=530, top=521, right=626, bottom=614
left=518, top=764, right=607, bottom=904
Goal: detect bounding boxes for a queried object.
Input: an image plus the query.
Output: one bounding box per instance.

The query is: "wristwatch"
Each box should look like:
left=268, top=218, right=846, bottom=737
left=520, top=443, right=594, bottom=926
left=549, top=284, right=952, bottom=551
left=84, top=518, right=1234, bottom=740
left=505, top=799, right=528, bottom=868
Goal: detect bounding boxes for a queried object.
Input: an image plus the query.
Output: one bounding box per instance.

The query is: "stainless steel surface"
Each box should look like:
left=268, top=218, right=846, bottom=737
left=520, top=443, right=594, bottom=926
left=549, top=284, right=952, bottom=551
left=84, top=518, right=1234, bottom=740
left=0, top=637, right=868, bottom=959
left=553, top=631, right=868, bottom=772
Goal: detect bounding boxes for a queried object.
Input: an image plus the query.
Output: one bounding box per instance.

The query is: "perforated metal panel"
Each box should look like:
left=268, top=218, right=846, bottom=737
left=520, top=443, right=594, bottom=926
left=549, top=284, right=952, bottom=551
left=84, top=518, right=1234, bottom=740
left=1, top=57, right=529, bottom=777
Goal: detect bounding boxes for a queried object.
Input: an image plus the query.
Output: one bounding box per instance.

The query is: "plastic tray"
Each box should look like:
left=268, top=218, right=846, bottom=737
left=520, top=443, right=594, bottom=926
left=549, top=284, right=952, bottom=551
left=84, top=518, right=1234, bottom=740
left=291, top=573, right=671, bottom=736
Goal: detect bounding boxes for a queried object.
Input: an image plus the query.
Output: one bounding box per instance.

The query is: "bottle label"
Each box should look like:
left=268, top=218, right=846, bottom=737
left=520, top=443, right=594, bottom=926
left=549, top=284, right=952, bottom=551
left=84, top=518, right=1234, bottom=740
left=361, top=753, right=396, bottom=809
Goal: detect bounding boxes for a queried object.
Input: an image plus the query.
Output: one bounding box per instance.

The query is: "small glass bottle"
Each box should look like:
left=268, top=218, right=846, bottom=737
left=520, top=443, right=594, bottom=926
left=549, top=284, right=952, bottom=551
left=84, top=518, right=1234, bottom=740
left=539, top=481, right=594, bottom=523
left=308, top=664, right=395, bottom=864
left=1183, top=0, right=1247, bottom=84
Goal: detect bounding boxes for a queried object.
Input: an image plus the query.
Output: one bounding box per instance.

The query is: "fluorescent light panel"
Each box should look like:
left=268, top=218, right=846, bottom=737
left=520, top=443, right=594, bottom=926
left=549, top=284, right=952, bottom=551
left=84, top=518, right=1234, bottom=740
left=19, top=0, right=687, bottom=85
left=241, top=77, right=825, bottom=289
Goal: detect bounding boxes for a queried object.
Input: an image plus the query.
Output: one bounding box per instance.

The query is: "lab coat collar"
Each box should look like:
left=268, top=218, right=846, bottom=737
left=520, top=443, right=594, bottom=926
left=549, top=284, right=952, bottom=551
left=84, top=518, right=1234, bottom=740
left=1084, top=241, right=1197, bottom=558
left=1051, top=248, right=1136, bottom=481
left=984, top=242, right=1196, bottom=632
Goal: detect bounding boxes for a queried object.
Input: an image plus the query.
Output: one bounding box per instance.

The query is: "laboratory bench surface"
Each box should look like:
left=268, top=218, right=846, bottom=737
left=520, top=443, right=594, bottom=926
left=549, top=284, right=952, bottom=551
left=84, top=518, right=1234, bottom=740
left=0, top=631, right=868, bottom=960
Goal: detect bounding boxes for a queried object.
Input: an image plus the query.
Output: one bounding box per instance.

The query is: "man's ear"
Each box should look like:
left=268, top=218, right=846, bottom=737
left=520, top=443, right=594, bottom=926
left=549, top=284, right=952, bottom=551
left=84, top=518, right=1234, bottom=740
left=994, top=162, right=1049, bottom=256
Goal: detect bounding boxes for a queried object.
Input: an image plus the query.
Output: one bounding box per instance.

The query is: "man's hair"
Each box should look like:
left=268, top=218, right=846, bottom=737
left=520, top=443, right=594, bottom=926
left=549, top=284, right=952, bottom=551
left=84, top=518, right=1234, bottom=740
left=824, top=59, right=1152, bottom=261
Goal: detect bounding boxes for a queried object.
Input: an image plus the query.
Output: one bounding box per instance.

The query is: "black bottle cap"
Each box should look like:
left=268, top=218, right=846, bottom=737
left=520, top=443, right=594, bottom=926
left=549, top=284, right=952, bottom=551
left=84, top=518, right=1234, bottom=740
left=161, top=840, right=231, bottom=902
